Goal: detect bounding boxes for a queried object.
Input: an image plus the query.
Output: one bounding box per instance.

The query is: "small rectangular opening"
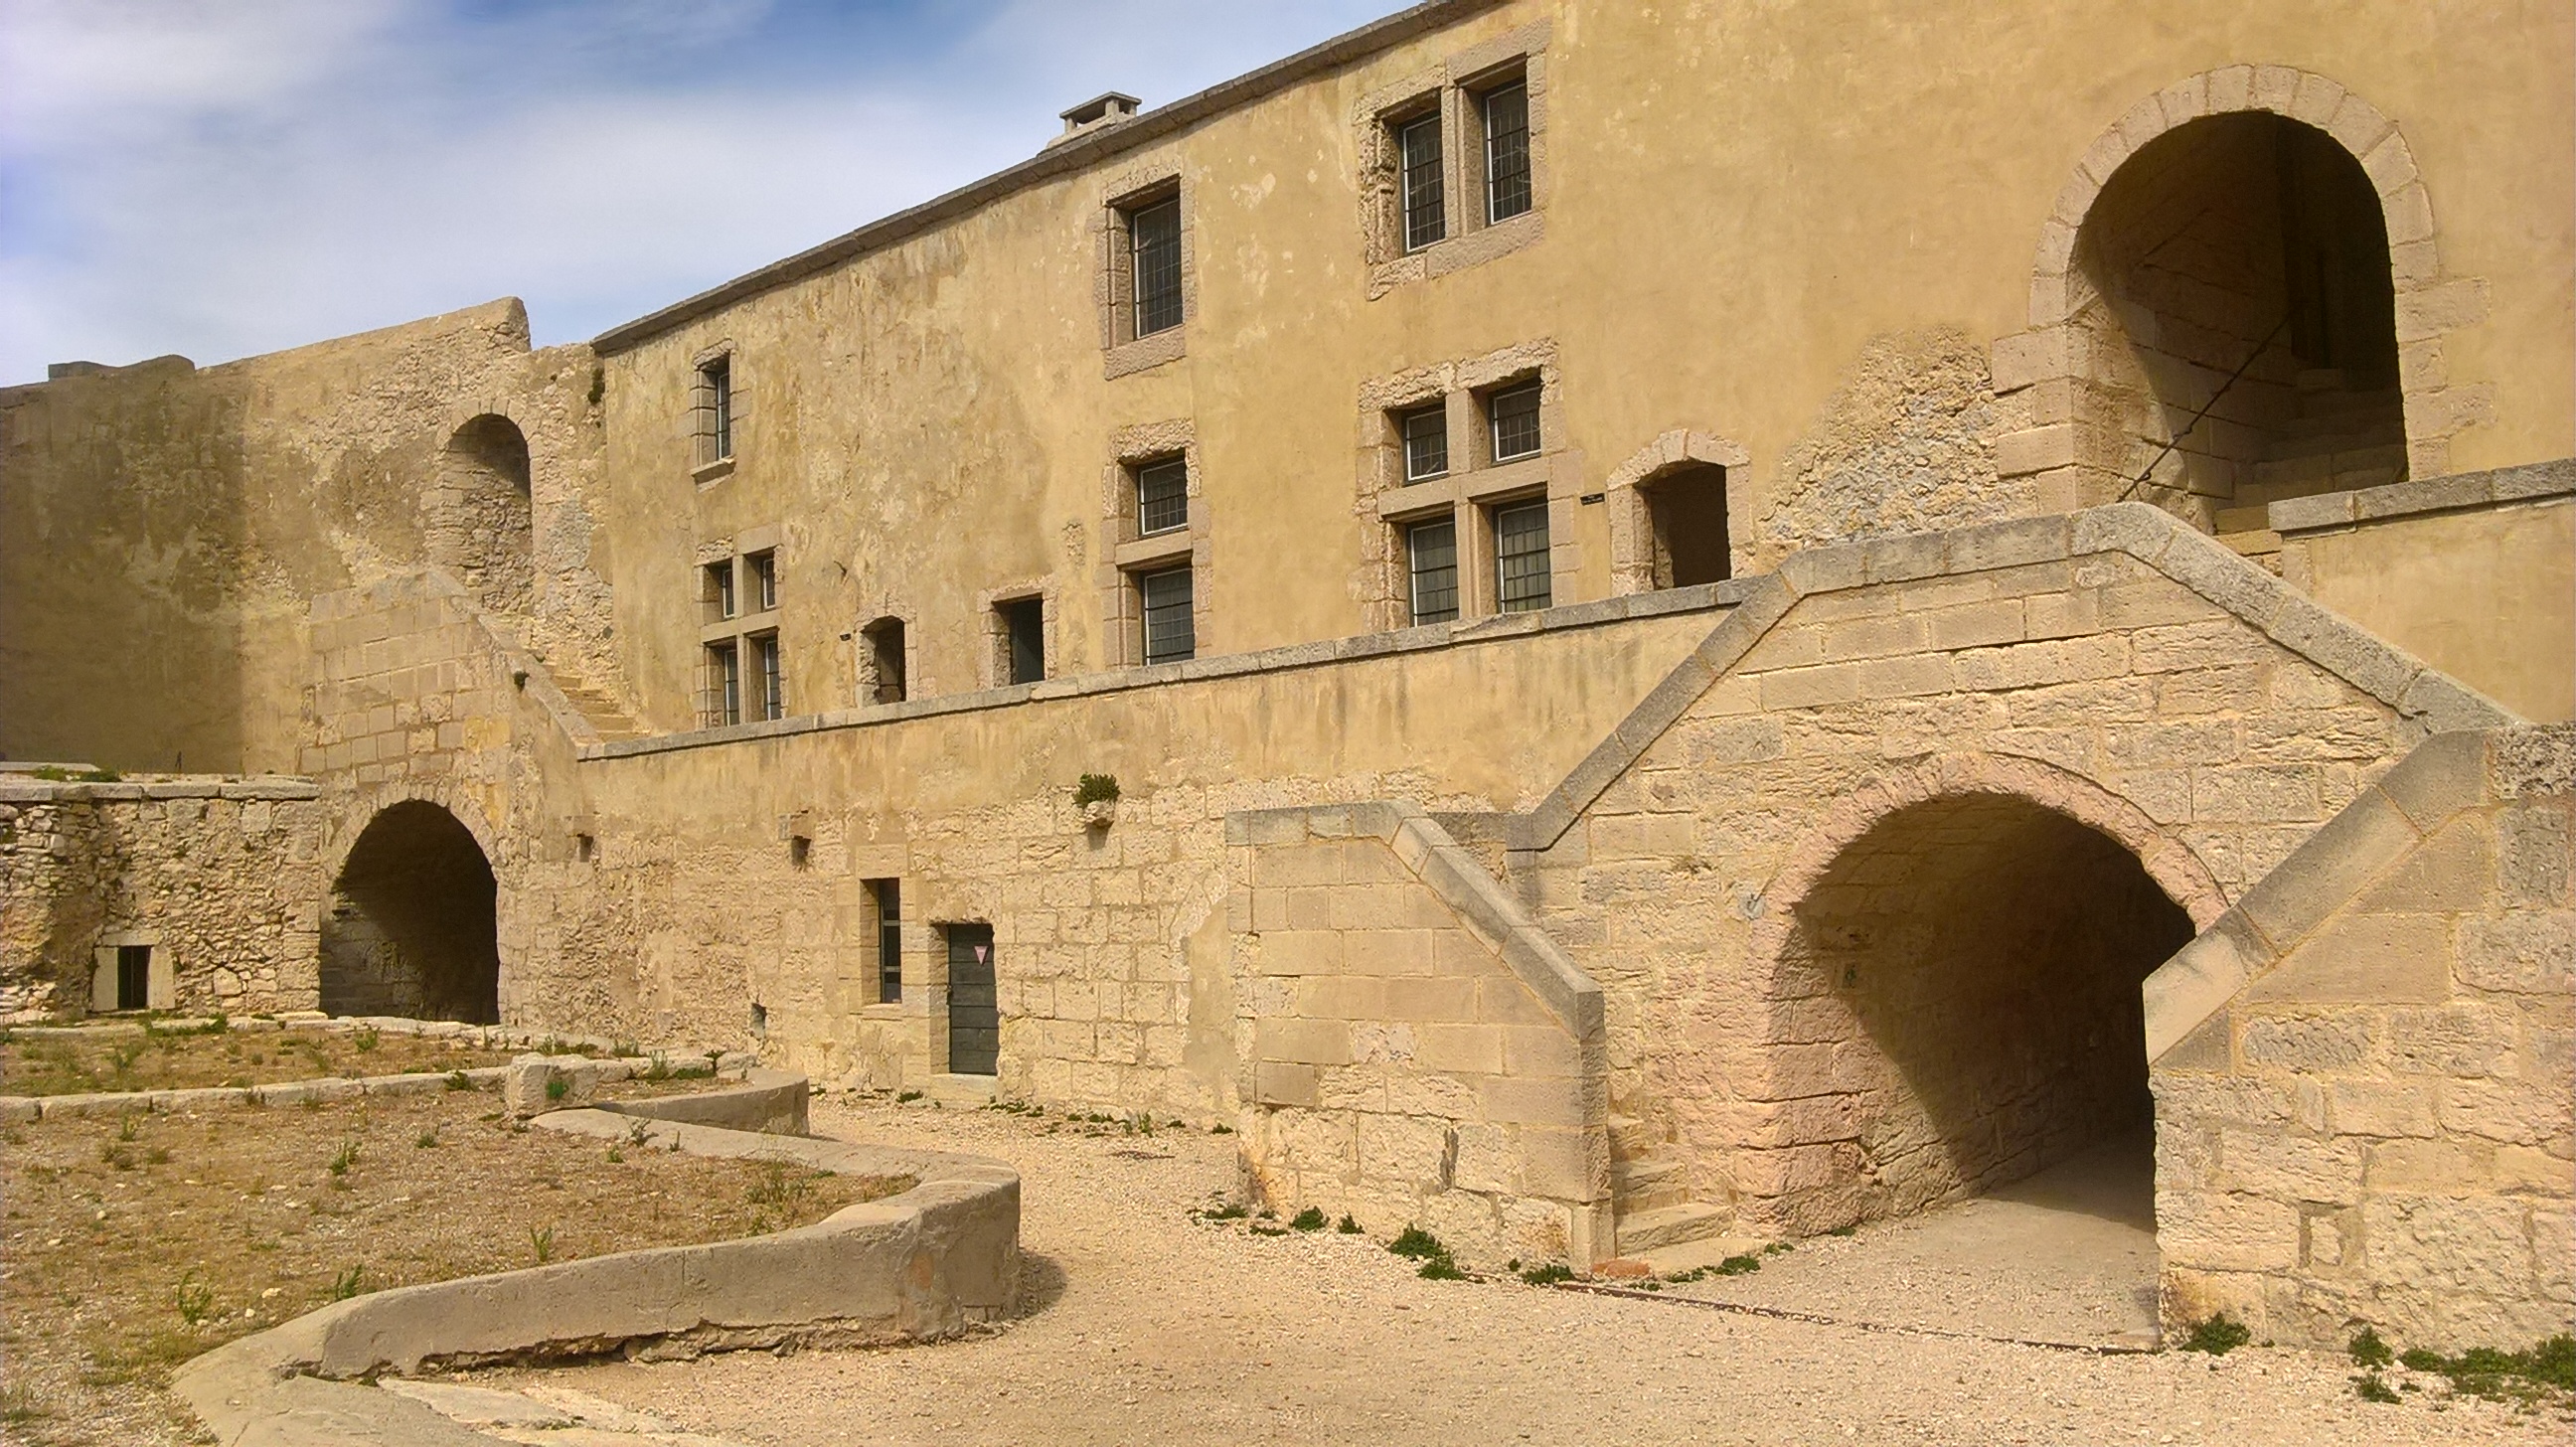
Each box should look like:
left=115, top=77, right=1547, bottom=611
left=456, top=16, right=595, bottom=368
left=115, top=944, right=151, bottom=1012
left=871, top=879, right=902, bottom=1004
left=1138, top=566, right=1195, bottom=665
left=1000, top=597, right=1046, bottom=685
left=862, top=618, right=906, bottom=704
left=1397, top=403, right=1448, bottom=483
left=1494, top=500, right=1551, bottom=613
left=1134, top=455, right=1189, bottom=536
left=1406, top=519, right=1459, bottom=625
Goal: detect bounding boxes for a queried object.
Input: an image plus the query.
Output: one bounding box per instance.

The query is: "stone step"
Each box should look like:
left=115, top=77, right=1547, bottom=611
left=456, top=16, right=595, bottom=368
left=1613, top=1201, right=1732, bottom=1256
left=1611, top=1157, right=1691, bottom=1214
left=1607, top=1113, right=1657, bottom=1159
left=1635, top=1232, right=1776, bottom=1279
left=918, top=1071, right=999, bottom=1106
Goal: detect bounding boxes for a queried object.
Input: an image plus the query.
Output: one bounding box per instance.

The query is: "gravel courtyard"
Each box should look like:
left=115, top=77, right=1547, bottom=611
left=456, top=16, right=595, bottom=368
left=465, top=1097, right=2567, bottom=1447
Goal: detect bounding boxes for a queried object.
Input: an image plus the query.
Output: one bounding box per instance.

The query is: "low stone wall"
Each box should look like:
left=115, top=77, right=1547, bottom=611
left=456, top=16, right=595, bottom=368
left=2149, top=724, right=2574, bottom=1350
left=170, top=1105, right=1020, bottom=1444
left=0, top=776, right=325, bottom=1022
left=1230, top=800, right=1609, bottom=1267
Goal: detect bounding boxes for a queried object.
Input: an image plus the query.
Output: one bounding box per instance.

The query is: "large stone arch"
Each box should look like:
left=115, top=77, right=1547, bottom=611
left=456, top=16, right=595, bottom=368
left=1993, top=67, right=2490, bottom=523
left=1735, top=753, right=2224, bottom=1235
left=318, top=783, right=513, bottom=1024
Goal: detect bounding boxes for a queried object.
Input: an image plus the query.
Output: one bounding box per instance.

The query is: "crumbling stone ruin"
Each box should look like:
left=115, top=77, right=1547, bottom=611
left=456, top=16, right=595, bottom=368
left=2, top=0, right=2567, bottom=1355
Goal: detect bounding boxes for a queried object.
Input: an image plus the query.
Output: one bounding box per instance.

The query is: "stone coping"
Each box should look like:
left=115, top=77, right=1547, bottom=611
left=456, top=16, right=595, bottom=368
left=2140, top=723, right=2573, bottom=1062
left=0, top=775, right=320, bottom=803
left=583, top=576, right=1749, bottom=761
left=1223, top=798, right=1605, bottom=1039
left=2266, top=456, right=2573, bottom=536
left=168, top=1087, right=1021, bottom=1447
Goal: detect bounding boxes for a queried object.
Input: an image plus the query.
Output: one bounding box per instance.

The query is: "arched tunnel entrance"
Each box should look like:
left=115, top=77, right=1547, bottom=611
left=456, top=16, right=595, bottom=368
left=320, top=801, right=501, bottom=1024
left=1771, top=793, right=2195, bottom=1231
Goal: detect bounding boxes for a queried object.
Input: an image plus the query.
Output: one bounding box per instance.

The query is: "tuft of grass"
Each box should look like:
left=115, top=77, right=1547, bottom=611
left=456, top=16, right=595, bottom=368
left=2348, top=1327, right=2393, bottom=1368
left=0, top=1383, right=45, bottom=1424
left=1386, top=1225, right=1447, bottom=1260
left=443, top=1069, right=473, bottom=1091
left=2395, top=1335, right=2574, bottom=1403
left=327, top=1139, right=360, bottom=1179
left=1337, top=1214, right=1363, bottom=1234
left=530, top=1224, right=557, bottom=1264
left=116, top=1114, right=141, bottom=1143
left=2179, top=1313, right=2251, bottom=1357
left=1209, top=1122, right=1233, bottom=1135
left=174, top=1273, right=215, bottom=1325
left=606, top=1146, right=623, bottom=1163
left=1520, top=1262, right=1575, bottom=1286
left=1195, top=1202, right=1249, bottom=1221
left=99, top=1142, right=135, bottom=1171
left=545, top=1075, right=570, bottom=1102
left=1823, top=1223, right=1857, bottom=1237
left=327, top=1265, right=366, bottom=1302
left=1417, top=1255, right=1469, bottom=1281
left=352, top=1026, right=380, bottom=1054
left=2352, top=1370, right=2400, bottom=1403
left=895, top=1089, right=925, bottom=1103
left=1290, top=1206, right=1327, bottom=1232
left=414, top=1128, right=439, bottom=1149
left=1249, top=1224, right=1289, bottom=1237
left=745, top=1161, right=816, bottom=1208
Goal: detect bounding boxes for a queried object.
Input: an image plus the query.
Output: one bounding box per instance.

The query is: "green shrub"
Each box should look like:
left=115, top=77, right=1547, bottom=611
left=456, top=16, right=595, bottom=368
left=1519, top=1262, right=1574, bottom=1286
left=1386, top=1225, right=1446, bottom=1260
left=1072, top=773, right=1121, bottom=806
left=1290, top=1206, right=1327, bottom=1231
left=2179, top=1313, right=2251, bottom=1356
left=1336, top=1214, right=1362, bottom=1234
left=2348, top=1327, right=2392, bottom=1368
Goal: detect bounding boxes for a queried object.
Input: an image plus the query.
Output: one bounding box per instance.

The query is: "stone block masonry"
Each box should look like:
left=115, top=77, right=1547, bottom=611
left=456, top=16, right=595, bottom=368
left=0, top=776, right=325, bottom=1022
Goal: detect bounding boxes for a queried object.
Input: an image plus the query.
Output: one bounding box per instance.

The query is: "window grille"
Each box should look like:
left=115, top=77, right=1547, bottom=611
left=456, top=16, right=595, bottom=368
left=1496, top=501, right=1551, bottom=612
left=1400, top=404, right=1448, bottom=482
left=1489, top=382, right=1542, bottom=461
left=705, top=561, right=736, bottom=622
left=705, top=641, right=741, bottom=725
left=872, top=879, right=902, bottom=1004
left=750, top=632, right=782, bottom=721
left=1130, top=196, right=1184, bottom=337
left=1483, top=81, right=1532, bottom=223
left=1407, top=519, right=1459, bottom=624
left=1399, top=111, right=1445, bottom=250
left=1139, top=566, right=1195, bottom=665
left=748, top=551, right=777, bottom=612
left=1001, top=597, right=1046, bottom=685
left=1135, top=456, right=1189, bottom=535
left=699, top=357, right=733, bottom=462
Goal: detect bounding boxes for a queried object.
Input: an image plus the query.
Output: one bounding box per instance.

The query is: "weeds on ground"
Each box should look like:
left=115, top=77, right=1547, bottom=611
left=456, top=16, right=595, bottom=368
left=353, top=1027, right=380, bottom=1054
left=1193, top=1202, right=1249, bottom=1221
left=1664, top=1253, right=1765, bottom=1284
left=0, top=1383, right=44, bottom=1425
left=1249, top=1224, right=1289, bottom=1237
left=1520, top=1262, right=1574, bottom=1286
left=1209, top=1123, right=1233, bottom=1135
left=530, top=1225, right=557, bottom=1265
left=444, top=1069, right=473, bottom=1091
left=2178, top=1313, right=2251, bottom=1356
left=1290, top=1206, right=1327, bottom=1231
left=1337, top=1214, right=1363, bottom=1234
left=895, top=1090, right=924, bottom=1103
left=414, top=1128, right=439, bottom=1149
left=173, top=1273, right=214, bottom=1325
left=1387, top=1225, right=1468, bottom=1280
left=745, top=1161, right=817, bottom=1208
left=327, top=1265, right=366, bottom=1302
left=327, top=1140, right=360, bottom=1184
left=2349, top=1327, right=2393, bottom=1367
left=2396, top=1335, right=2575, bottom=1406
left=545, top=1075, right=570, bottom=1102
left=2352, top=1371, right=2401, bottom=1403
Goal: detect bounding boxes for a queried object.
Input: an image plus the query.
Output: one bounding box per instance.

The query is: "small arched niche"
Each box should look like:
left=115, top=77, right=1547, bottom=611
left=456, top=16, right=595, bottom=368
left=432, top=413, right=535, bottom=614
left=2073, top=112, right=2404, bottom=530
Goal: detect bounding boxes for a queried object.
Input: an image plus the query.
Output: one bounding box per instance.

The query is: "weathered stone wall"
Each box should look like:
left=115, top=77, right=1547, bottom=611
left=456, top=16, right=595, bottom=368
left=2150, top=724, right=2573, bottom=1351
left=0, top=777, right=325, bottom=1021
left=1230, top=802, right=1607, bottom=1266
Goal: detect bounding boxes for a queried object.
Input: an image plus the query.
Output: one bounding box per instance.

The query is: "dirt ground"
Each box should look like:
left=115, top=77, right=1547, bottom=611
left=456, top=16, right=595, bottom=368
left=0, top=1087, right=877, bottom=1447
left=468, top=1097, right=2570, bottom=1447
left=0, top=1022, right=520, bottom=1095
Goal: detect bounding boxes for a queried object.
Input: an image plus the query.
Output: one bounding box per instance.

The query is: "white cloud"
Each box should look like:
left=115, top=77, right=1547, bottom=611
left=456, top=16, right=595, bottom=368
left=0, top=0, right=1403, bottom=383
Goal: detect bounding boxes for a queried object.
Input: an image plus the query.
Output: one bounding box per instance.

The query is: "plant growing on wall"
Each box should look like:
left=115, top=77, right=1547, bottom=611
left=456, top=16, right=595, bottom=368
left=1073, top=773, right=1120, bottom=830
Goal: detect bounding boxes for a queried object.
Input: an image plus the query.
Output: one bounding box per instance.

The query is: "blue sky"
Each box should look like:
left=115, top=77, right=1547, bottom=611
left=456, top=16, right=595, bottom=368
left=0, top=0, right=1408, bottom=384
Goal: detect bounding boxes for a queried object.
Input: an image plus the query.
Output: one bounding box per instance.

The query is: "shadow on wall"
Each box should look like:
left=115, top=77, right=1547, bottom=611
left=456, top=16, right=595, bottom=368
left=321, top=800, right=500, bottom=1024
left=1777, top=795, right=2194, bottom=1229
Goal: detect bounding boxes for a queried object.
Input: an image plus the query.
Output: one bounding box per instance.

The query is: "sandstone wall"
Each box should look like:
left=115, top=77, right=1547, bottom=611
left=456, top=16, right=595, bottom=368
left=2150, top=724, right=2574, bottom=1351
left=1230, top=802, right=1608, bottom=1266
left=0, top=777, right=325, bottom=1022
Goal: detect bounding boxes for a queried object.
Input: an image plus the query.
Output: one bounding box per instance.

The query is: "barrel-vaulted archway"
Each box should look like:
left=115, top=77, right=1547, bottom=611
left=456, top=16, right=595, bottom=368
left=1738, top=755, right=2221, bottom=1237
left=320, top=799, right=501, bottom=1023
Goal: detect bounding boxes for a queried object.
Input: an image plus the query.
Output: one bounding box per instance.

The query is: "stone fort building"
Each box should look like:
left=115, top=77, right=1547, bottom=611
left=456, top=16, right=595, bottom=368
left=3, top=0, right=2569, bottom=1353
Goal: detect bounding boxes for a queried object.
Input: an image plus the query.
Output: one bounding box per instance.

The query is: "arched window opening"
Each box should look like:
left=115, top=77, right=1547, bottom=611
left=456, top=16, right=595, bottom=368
left=432, top=413, right=535, bottom=614
left=2075, top=113, right=2403, bottom=533
left=321, top=801, right=501, bottom=1024
left=1766, top=794, right=2194, bottom=1232
left=1640, top=462, right=1731, bottom=588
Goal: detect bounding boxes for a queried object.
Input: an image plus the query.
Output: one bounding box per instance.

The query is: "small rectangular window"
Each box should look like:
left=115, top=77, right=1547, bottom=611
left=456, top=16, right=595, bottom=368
left=1135, top=456, right=1190, bottom=536
left=871, top=879, right=902, bottom=1004
left=747, top=550, right=777, bottom=612
left=1407, top=519, right=1459, bottom=625
left=1483, top=81, right=1531, bottom=224
left=1489, top=382, right=1542, bottom=462
left=863, top=618, right=906, bottom=704
left=706, top=641, right=741, bottom=725
left=116, top=944, right=151, bottom=1012
left=749, top=632, right=782, bottom=722
left=1001, top=597, right=1046, bottom=685
left=1399, top=404, right=1448, bottom=483
left=701, top=357, right=733, bottom=461
left=706, top=560, right=736, bottom=621
left=1139, top=566, right=1195, bottom=665
left=1496, top=501, right=1551, bottom=613
left=1130, top=196, right=1184, bottom=337
left=1399, top=111, right=1445, bottom=250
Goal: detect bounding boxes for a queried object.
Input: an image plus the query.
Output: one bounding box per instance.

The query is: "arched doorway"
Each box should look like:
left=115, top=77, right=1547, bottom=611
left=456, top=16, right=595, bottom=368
left=320, top=801, right=501, bottom=1023
left=432, top=413, right=534, bottom=615
left=2073, top=111, right=2403, bottom=530
left=1762, top=793, right=2195, bottom=1231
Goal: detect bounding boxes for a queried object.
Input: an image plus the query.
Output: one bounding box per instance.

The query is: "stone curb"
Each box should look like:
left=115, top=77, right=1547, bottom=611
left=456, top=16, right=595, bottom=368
left=168, top=1086, right=1020, bottom=1447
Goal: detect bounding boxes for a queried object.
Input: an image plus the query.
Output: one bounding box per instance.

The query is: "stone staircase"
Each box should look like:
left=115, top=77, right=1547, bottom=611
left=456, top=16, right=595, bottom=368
left=2214, top=371, right=2408, bottom=536
left=536, top=653, right=647, bottom=743
left=1608, top=1112, right=1733, bottom=1260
